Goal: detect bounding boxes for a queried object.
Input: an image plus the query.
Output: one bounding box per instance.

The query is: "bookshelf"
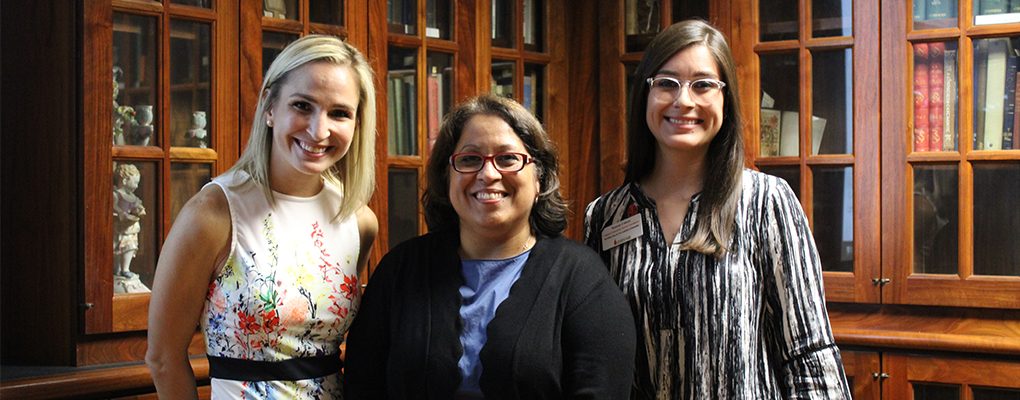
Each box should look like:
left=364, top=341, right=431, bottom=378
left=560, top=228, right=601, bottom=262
left=733, top=0, right=1020, bottom=397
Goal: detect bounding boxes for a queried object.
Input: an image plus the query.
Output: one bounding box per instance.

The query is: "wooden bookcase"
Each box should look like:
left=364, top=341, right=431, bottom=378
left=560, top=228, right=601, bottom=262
left=1, top=0, right=574, bottom=397
left=729, top=0, right=1020, bottom=398
left=4, top=0, right=1020, bottom=398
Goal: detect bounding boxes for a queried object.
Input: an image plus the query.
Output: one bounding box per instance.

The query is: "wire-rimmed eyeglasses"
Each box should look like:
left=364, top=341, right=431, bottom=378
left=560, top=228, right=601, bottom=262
left=449, top=152, right=534, bottom=173
left=646, top=76, right=726, bottom=105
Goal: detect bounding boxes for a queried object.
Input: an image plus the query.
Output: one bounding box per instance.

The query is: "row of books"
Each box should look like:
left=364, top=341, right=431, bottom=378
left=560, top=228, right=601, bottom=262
left=388, top=69, right=451, bottom=156
left=913, top=42, right=958, bottom=152
left=489, top=72, right=540, bottom=115
left=387, top=71, right=417, bottom=156
left=972, top=37, right=1019, bottom=150
left=974, top=0, right=1020, bottom=25
left=914, top=0, right=1020, bottom=25
left=759, top=109, right=827, bottom=157
left=387, top=0, right=416, bottom=35
left=913, top=0, right=957, bottom=21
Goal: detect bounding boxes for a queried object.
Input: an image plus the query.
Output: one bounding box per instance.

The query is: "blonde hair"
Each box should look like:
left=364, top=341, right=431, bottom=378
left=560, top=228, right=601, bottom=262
left=227, top=34, right=377, bottom=221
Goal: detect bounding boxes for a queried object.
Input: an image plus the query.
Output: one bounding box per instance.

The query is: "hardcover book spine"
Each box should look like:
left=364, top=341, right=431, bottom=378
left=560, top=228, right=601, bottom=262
left=1003, top=42, right=1017, bottom=150
left=981, top=0, right=1009, bottom=14
left=914, top=43, right=931, bottom=152
left=983, top=38, right=1008, bottom=150
left=427, top=72, right=440, bottom=154
left=944, top=49, right=958, bottom=151
left=930, top=43, right=945, bottom=152
left=927, top=0, right=952, bottom=19
left=760, top=109, right=781, bottom=157
left=915, top=0, right=928, bottom=21
left=975, top=40, right=989, bottom=150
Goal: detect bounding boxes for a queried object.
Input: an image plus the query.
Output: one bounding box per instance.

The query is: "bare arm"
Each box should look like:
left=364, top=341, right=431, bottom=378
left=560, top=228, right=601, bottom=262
left=146, top=184, right=231, bottom=399
left=354, top=205, right=378, bottom=279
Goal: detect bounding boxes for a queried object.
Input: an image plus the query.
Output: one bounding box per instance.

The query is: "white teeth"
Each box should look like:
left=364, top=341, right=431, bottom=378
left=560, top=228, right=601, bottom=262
left=298, top=141, right=328, bottom=154
left=475, top=192, right=504, bottom=200
left=668, top=117, right=698, bottom=125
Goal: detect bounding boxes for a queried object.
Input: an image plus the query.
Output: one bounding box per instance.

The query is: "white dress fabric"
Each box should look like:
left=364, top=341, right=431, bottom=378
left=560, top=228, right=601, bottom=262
left=202, top=170, right=361, bottom=399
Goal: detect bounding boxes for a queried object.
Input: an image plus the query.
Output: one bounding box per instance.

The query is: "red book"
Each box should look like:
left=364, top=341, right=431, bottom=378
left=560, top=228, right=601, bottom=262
left=426, top=73, right=440, bottom=155
left=914, top=43, right=930, bottom=152
left=929, top=43, right=945, bottom=152
left=1015, top=71, right=1020, bottom=149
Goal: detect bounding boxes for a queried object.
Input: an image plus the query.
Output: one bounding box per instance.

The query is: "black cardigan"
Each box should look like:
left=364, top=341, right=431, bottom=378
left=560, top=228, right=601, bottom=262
left=344, top=232, right=636, bottom=400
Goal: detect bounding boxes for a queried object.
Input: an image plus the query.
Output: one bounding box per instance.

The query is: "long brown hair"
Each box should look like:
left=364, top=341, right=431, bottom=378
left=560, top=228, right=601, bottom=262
left=626, top=20, right=744, bottom=258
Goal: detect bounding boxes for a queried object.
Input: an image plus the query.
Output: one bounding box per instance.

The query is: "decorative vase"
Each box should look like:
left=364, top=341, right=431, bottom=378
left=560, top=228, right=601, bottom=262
left=192, top=111, right=207, bottom=130
left=189, top=111, right=208, bottom=148
left=134, top=105, right=153, bottom=146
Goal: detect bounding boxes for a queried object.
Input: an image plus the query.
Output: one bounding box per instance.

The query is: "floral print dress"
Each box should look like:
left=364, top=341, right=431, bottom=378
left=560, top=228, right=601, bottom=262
left=203, top=171, right=361, bottom=399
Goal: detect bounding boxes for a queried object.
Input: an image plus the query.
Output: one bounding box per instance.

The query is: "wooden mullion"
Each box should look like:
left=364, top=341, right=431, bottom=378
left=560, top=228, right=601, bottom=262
left=754, top=40, right=801, bottom=53
left=308, top=23, right=347, bottom=38
left=851, top=0, right=882, bottom=303
left=113, top=0, right=164, bottom=14
left=165, top=3, right=218, bottom=20
left=84, top=0, right=116, bottom=335
left=426, top=37, right=460, bottom=52
left=881, top=0, right=909, bottom=305
left=369, top=0, right=390, bottom=259
left=262, top=16, right=303, bottom=32
left=798, top=46, right=810, bottom=207
left=389, top=33, right=424, bottom=47
left=803, top=36, right=855, bottom=50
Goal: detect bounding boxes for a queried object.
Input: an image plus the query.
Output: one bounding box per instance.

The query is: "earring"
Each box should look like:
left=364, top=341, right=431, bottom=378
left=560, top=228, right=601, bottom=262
left=267, top=118, right=273, bottom=127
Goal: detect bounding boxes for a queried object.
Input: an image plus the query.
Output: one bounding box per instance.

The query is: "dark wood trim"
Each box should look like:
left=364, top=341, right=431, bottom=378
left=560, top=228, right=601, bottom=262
left=0, top=357, right=209, bottom=400
left=84, top=0, right=117, bottom=336
left=830, top=303, right=1020, bottom=356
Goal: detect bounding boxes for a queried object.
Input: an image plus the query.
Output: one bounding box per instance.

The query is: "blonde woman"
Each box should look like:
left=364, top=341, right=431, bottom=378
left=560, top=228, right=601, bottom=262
left=147, top=35, right=377, bottom=399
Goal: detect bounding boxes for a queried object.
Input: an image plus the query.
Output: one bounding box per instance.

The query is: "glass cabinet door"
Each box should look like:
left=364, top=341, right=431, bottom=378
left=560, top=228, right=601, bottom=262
left=86, top=0, right=237, bottom=334
left=371, top=0, right=458, bottom=257
left=887, top=1, right=1020, bottom=309
left=749, top=0, right=881, bottom=302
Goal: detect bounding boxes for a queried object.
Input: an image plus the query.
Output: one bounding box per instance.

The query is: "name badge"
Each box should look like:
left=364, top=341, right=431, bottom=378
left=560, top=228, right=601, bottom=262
left=601, top=213, right=644, bottom=250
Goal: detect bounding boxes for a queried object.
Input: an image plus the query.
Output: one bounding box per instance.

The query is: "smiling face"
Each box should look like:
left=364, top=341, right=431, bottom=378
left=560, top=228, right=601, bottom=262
left=449, top=115, right=540, bottom=239
left=267, top=61, right=360, bottom=195
left=645, top=44, right=725, bottom=158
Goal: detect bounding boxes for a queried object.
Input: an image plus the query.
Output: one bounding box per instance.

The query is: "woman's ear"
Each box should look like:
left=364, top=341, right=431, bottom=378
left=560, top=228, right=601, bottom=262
left=262, top=88, right=274, bottom=127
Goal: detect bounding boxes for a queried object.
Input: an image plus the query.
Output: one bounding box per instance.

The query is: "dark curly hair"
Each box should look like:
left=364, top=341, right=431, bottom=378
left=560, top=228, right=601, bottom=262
left=422, top=94, right=568, bottom=237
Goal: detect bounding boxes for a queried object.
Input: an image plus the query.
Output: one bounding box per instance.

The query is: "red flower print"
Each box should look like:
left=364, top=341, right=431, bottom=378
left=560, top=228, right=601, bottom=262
left=341, top=275, right=357, bottom=300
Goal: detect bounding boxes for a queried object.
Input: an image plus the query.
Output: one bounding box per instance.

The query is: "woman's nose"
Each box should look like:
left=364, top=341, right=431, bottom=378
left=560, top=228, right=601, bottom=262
left=475, top=159, right=502, bottom=181
left=308, top=113, right=331, bottom=140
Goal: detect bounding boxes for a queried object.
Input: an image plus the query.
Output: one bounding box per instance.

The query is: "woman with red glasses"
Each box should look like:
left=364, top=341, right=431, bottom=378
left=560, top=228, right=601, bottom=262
left=345, top=94, right=636, bottom=399
left=584, top=20, right=850, bottom=399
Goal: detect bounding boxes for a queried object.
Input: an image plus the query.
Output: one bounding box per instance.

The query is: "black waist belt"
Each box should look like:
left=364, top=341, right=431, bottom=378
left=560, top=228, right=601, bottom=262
left=207, top=354, right=343, bottom=381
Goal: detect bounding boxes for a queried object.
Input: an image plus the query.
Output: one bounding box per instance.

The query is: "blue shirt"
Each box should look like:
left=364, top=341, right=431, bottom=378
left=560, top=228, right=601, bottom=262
left=456, top=250, right=530, bottom=396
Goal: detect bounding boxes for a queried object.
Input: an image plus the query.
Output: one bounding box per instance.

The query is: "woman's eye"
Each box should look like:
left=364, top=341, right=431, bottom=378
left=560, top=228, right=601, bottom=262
left=656, top=79, right=680, bottom=89
left=292, top=101, right=311, bottom=111
left=329, top=109, right=352, bottom=119
left=691, top=80, right=715, bottom=91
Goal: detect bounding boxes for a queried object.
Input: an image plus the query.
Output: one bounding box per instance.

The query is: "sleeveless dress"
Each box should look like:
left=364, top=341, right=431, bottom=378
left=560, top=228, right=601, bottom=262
left=202, top=170, right=361, bottom=399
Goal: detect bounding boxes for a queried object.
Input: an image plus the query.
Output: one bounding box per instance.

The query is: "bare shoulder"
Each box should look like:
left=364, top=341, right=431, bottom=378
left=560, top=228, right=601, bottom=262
left=355, top=205, right=378, bottom=240
left=160, top=183, right=232, bottom=278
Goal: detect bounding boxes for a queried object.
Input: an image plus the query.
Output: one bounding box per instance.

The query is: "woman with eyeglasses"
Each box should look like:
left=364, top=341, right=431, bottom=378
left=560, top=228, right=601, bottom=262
left=583, top=20, right=851, bottom=399
left=344, top=94, right=636, bottom=399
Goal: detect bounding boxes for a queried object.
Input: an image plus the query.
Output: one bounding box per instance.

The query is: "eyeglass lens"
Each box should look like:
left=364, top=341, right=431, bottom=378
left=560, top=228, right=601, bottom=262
left=453, top=153, right=527, bottom=172
left=650, top=78, right=721, bottom=105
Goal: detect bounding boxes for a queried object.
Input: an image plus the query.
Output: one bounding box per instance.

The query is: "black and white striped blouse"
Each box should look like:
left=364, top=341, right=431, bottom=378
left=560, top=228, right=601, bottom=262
left=584, top=169, right=851, bottom=400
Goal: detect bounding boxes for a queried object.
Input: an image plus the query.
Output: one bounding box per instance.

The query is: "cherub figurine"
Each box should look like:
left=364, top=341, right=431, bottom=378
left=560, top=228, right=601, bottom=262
left=113, top=163, right=146, bottom=279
